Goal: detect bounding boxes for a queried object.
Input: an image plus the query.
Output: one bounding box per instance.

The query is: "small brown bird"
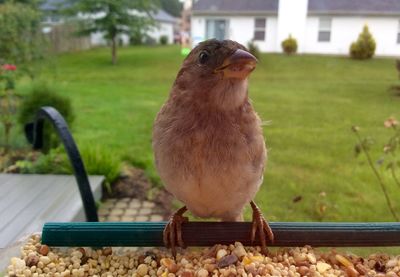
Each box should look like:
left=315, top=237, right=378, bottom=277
left=152, top=39, right=273, bottom=255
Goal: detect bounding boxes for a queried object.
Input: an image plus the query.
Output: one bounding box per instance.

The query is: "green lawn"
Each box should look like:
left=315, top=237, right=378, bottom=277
left=33, top=45, right=400, bottom=222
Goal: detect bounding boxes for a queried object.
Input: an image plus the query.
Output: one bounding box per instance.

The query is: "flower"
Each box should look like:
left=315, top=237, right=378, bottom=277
left=2, top=64, right=17, bottom=71
left=384, top=117, right=399, bottom=128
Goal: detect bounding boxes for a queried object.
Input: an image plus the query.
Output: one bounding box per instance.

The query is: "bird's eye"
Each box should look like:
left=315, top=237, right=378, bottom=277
left=198, top=51, right=209, bottom=64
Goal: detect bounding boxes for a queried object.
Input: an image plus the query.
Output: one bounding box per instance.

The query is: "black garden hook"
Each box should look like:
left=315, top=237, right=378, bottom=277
left=25, top=106, right=98, bottom=222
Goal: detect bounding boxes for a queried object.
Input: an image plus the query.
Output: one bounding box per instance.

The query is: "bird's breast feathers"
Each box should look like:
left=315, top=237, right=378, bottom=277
left=153, top=101, right=266, bottom=219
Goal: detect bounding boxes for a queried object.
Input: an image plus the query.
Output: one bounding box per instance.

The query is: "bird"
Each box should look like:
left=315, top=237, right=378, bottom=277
left=152, top=39, right=274, bottom=256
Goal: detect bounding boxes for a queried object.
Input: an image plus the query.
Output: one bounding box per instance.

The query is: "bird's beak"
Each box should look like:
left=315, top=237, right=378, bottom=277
left=214, top=49, right=258, bottom=79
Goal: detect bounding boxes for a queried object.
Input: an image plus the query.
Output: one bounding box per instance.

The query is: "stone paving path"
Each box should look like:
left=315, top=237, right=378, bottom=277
left=98, top=198, right=166, bottom=222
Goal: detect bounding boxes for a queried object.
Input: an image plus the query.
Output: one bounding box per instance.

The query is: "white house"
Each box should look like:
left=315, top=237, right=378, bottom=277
left=41, top=0, right=178, bottom=47
left=191, top=0, right=400, bottom=56
left=90, top=10, right=178, bottom=46
left=148, top=10, right=179, bottom=44
left=88, top=10, right=178, bottom=46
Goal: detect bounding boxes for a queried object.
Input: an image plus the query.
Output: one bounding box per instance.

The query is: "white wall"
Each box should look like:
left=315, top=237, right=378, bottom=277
left=191, top=15, right=278, bottom=52
left=192, top=13, right=400, bottom=57
left=191, top=16, right=206, bottom=45
left=148, top=22, right=175, bottom=44
left=305, top=16, right=400, bottom=56
left=91, top=32, right=107, bottom=46
left=277, top=0, right=308, bottom=52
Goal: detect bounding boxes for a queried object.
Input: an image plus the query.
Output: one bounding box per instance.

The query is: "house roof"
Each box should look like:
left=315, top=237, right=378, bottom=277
left=308, top=0, right=400, bottom=16
left=40, top=0, right=68, bottom=11
left=192, top=0, right=400, bottom=16
left=192, top=0, right=279, bottom=15
left=152, top=9, right=178, bottom=24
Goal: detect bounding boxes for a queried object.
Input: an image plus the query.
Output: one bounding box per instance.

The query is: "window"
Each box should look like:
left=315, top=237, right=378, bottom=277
left=254, top=18, right=266, bottom=41
left=206, top=19, right=228, bottom=40
left=318, top=18, right=331, bottom=42
left=397, top=20, right=400, bottom=44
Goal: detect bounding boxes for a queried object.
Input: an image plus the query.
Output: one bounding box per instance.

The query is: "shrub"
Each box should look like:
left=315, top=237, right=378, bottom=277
left=281, top=35, right=298, bottom=55
left=18, top=82, right=74, bottom=153
left=17, top=144, right=121, bottom=192
left=159, top=35, right=168, bottom=45
left=16, top=148, right=71, bottom=174
left=247, top=40, right=261, bottom=60
left=130, top=30, right=144, bottom=45
left=129, top=24, right=154, bottom=46
left=392, top=60, right=400, bottom=95
left=349, top=25, right=376, bottom=60
left=79, top=144, right=121, bottom=185
left=118, top=37, right=124, bottom=47
left=0, top=64, right=20, bottom=151
left=0, top=3, right=46, bottom=71
left=144, top=36, right=157, bottom=45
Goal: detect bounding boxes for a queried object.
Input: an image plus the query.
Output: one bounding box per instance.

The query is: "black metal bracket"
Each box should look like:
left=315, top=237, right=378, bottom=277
left=25, top=106, right=99, bottom=222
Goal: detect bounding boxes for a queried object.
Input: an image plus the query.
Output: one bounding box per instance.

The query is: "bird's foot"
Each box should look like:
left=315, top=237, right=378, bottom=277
left=163, top=206, right=188, bottom=257
left=250, top=201, right=274, bottom=255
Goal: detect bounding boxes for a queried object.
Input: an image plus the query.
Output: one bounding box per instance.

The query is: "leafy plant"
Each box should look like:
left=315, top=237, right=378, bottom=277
left=16, top=148, right=71, bottom=174
left=130, top=34, right=140, bottom=45
left=18, top=82, right=74, bottom=153
left=247, top=40, right=261, bottom=60
left=79, top=144, right=121, bottom=185
left=281, top=35, right=298, bottom=55
left=159, top=35, right=168, bottom=45
left=16, top=144, right=121, bottom=192
left=393, top=60, right=400, bottom=95
left=143, top=36, right=157, bottom=46
left=130, top=29, right=144, bottom=45
left=396, top=60, right=400, bottom=80
left=0, top=2, right=46, bottom=76
left=349, top=25, right=376, bottom=60
left=352, top=118, right=400, bottom=221
left=0, top=64, right=20, bottom=152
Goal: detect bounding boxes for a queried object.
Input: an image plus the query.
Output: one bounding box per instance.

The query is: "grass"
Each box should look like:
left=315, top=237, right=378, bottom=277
left=17, top=45, right=400, bottom=223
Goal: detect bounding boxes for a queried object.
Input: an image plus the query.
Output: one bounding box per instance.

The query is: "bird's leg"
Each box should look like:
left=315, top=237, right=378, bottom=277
left=250, top=201, right=274, bottom=255
left=163, top=206, right=188, bottom=257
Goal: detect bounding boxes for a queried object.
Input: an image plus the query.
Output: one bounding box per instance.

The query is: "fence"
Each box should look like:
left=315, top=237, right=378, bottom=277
left=46, top=23, right=91, bottom=53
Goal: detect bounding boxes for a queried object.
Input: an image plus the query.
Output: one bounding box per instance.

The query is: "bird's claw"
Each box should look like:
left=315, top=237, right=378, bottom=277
left=163, top=206, right=188, bottom=257
left=250, top=201, right=274, bottom=255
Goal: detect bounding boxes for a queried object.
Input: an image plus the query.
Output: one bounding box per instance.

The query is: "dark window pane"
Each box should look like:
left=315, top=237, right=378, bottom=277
left=255, top=18, right=266, bottom=28
left=254, top=30, right=265, bottom=41
left=398, top=33, right=400, bottom=44
left=318, top=31, right=330, bottom=42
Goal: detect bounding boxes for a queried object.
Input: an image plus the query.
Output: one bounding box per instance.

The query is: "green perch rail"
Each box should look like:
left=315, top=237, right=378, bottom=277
left=42, top=222, right=400, bottom=247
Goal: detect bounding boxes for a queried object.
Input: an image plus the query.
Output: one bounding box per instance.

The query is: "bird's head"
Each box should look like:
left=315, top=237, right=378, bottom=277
left=173, top=39, right=258, bottom=110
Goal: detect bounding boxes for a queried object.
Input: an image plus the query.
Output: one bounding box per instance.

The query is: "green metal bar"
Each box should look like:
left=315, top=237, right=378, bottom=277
left=42, top=222, right=400, bottom=247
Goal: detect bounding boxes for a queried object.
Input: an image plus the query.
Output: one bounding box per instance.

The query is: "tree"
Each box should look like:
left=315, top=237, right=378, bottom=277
left=66, top=0, right=159, bottom=65
left=0, top=2, right=45, bottom=67
left=349, top=25, right=376, bottom=60
left=0, top=0, right=41, bottom=7
left=160, top=0, right=182, bottom=17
